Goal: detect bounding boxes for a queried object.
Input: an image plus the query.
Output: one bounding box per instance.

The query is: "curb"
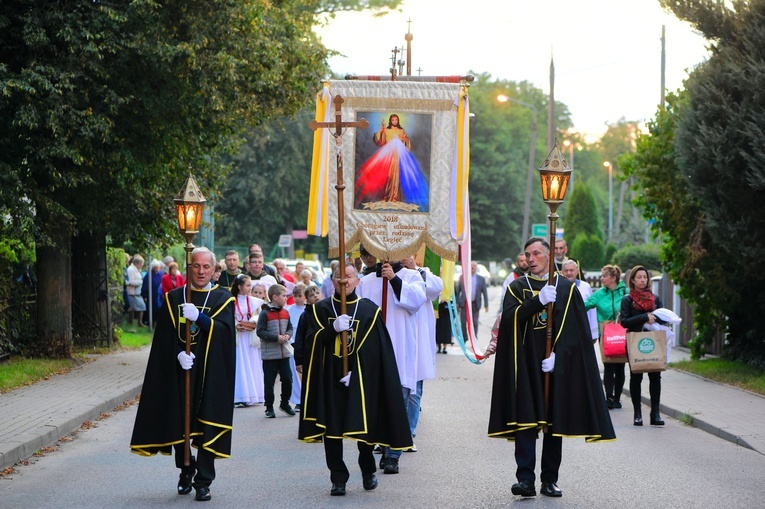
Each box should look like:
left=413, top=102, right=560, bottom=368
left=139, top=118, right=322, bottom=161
left=0, top=383, right=143, bottom=471
left=622, top=385, right=760, bottom=456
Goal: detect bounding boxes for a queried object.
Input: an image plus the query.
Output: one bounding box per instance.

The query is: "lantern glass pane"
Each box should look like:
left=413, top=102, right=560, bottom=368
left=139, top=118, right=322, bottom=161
left=186, top=206, right=197, bottom=231
left=539, top=174, right=549, bottom=201
left=550, top=175, right=561, bottom=200
left=176, top=205, right=186, bottom=231
left=558, top=175, right=570, bottom=200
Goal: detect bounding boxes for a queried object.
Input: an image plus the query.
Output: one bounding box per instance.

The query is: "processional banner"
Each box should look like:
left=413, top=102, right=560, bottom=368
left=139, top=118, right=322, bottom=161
left=307, top=79, right=470, bottom=262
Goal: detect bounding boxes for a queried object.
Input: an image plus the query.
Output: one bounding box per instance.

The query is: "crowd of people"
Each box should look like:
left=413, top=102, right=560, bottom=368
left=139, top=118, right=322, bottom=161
left=127, top=237, right=665, bottom=502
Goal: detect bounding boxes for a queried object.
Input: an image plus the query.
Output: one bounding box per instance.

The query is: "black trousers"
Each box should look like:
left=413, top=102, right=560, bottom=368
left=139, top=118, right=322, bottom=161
left=323, top=437, right=376, bottom=484
left=603, top=362, right=626, bottom=399
left=514, top=428, right=562, bottom=484
left=262, top=357, right=293, bottom=409
left=630, top=371, right=661, bottom=408
left=173, top=443, right=215, bottom=488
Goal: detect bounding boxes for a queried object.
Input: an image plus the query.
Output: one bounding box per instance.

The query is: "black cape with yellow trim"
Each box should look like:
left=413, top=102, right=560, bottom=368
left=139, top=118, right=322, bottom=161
left=297, top=292, right=412, bottom=449
left=130, top=284, right=236, bottom=458
left=488, top=274, right=615, bottom=442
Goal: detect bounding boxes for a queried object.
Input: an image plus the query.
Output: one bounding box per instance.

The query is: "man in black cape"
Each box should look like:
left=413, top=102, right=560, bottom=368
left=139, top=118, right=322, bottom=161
left=488, top=238, right=615, bottom=499
left=295, top=263, right=412, bottom=497
left=130, top=247, right=235, bottom=502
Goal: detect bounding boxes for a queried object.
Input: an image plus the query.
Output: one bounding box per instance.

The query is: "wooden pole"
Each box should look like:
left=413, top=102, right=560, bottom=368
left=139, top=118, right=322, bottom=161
left=309, top=94, right=368, bottom=376
left=381, top=270, right=388, bottom=321
left=543, top=207, right=559, bottom=421
left=183, top=238, right=194, bottom=466
left=333, top=130, right=350, bottom=376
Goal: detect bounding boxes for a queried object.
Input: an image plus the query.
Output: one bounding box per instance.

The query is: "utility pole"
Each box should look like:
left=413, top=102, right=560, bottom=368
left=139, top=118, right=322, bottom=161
left=660, top=25, right=666, bottom=108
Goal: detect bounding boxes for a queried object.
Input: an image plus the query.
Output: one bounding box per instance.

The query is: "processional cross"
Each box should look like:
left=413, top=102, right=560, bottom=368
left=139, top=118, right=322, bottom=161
left=309, top=94, right=368, bottom=375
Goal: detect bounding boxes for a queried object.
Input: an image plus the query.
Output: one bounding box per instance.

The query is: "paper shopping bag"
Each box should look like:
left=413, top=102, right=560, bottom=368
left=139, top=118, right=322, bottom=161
left=627, top=330, right=668, bottom=373
left=599, top=321, right=628, bottom=363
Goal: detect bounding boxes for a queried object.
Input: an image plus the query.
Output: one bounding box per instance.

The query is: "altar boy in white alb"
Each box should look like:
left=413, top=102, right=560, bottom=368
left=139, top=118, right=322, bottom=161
left=358, top=260, right=426, bottom=475
left=400, top=254, right=443, bottom=451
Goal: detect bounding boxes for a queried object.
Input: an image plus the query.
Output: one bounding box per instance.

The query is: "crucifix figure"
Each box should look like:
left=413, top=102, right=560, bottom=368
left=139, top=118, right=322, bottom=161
left=309, top=94, right=368, bottom=375
left=390, top=46, right=400, bottom=79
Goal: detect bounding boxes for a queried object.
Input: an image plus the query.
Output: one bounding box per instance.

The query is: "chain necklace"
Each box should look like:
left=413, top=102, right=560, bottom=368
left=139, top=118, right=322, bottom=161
left=331, top=297, right=360, bottom=350
left=183, top=285, right=212, bottom=338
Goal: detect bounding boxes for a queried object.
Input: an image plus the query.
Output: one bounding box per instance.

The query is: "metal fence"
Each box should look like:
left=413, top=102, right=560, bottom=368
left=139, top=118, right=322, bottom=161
left=585, top=272, right=724, bottom=355
left=0, top=290, right=37, bottom=360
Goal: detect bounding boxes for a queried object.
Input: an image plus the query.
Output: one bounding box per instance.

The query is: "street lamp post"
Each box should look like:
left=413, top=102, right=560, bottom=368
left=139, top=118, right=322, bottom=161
left=497, top=94, right=537, bottom=247
left=173, top=174, right=206, bottom=467
left=603, top=161, right=613, bottom=242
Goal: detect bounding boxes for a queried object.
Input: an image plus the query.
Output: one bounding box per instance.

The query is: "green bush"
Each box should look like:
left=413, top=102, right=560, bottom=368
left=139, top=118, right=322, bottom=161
left=611, top=243, right=662, bottom=272
left=571, top=233, right=604, bottom=271
left=605, top=242, right=618, bottom=264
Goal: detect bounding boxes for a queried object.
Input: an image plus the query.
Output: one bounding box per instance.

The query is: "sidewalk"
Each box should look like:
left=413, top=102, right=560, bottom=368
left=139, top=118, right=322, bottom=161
left=0, top=348, right=148, bottom=470
left=1, top=344, right=764, bottom=471
left=623, top=347, right=764, bottom=453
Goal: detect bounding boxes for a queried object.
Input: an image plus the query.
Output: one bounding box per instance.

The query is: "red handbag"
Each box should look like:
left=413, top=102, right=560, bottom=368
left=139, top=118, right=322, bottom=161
left=602, top=322, right=628, bottom=357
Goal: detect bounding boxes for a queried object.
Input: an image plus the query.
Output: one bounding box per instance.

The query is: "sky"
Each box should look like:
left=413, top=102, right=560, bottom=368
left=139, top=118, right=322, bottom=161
left=315, top=0, right=711, bottom=139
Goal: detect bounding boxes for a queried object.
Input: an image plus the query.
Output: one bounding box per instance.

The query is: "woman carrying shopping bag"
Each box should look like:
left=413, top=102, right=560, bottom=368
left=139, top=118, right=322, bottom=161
left=584, top=265, right=628, bottom=409
left=620, top=265, right=665, bottom=426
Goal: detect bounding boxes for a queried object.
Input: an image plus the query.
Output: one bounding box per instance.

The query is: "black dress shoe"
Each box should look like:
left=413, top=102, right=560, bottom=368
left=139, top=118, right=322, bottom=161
left=330, top=482, right=346, bottom=496
left=511, top=479, right=536, bottom=497
left=279, top=402, right=296, bottom=416
left=177, top=471, right=194, bottom=495
left=362, top=472, right=378, bottom=490
left=606, top=397, right=615, bottom=409
left=541, top=482, right=562, bottom=497
left=195, top=486, right=211, bottom=501
left=634, top=410, right=643, bottom=426
left=383, top=457, right=399, bottom=474
left=650, top=412, right=665, bottom=426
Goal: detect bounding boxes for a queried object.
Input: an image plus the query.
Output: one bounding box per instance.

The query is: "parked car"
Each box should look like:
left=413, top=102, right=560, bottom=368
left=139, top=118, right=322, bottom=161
left=283, top=259, right=325, bottom=285
left=453, top=263, right=492, bottom=284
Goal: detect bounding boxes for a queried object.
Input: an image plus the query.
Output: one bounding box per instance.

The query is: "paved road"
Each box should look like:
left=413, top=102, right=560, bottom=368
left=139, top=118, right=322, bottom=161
left=2, top=336, right=764, bottom=508
left=2, top=285, right=765, bottom=508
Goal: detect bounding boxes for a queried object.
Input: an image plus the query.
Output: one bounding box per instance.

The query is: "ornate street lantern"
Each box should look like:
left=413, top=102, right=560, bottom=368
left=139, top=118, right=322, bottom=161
left=174, top=175, right=206, bottom=236
left=173, top=174, right=206, bottom=468
left=537, top=143, right=571, bottom=421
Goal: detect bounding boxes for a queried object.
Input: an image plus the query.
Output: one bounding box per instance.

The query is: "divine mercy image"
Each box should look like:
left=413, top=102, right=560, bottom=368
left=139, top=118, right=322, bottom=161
left=354, top=111, right=431, bottom=213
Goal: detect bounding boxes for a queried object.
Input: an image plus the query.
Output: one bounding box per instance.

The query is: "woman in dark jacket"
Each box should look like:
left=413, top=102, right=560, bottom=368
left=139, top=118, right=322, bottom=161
left=620, top=265, right=664, bottom=427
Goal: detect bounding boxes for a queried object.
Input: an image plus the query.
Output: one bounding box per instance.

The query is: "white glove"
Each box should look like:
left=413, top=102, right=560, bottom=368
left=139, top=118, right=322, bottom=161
left=177, top=351, right=196, bottom=370
left=541, top=352, right=556, bottom=373
left=339, top=371, right=352, bottom=387
left=181, top=303, right=199, bottom=322
left=333, top=314, right=351, bottom=333
left=538, top=285, right=557, bottom=305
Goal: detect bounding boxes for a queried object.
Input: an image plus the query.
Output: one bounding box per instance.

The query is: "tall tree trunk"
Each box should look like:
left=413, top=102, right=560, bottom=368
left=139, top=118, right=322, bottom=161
left=35, top=212, right=73, bottom=359
left=72, top=232, right=111, bottom=348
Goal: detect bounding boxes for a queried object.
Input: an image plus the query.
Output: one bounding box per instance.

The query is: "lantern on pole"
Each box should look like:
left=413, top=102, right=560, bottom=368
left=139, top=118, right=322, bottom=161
left=537, top=143, right=571, bottom=418
left=173, top=174, right=206, bottom=467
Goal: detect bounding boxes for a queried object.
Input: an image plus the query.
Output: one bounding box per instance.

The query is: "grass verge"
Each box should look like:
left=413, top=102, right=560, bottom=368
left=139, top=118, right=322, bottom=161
left=0, top=357, right=85, bottom=394
left=671, top=358, right=765, bottom=396
left=0, top=328, right=152, bottom=393
left=117, top=328, right=153, bottom=349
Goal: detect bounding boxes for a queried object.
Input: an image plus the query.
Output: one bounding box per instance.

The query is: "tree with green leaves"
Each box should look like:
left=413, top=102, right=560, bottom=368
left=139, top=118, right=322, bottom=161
left=1, top=1, right=333, bottom=357
left=571, top=234, right=604, bottom=271
left=625, top=0, right=765, bottom=365
left=564, top=185, right=602, bottom=242
left=215, top=110, right=316, bottom=250
left=466, top=74, right=572, bottom=260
